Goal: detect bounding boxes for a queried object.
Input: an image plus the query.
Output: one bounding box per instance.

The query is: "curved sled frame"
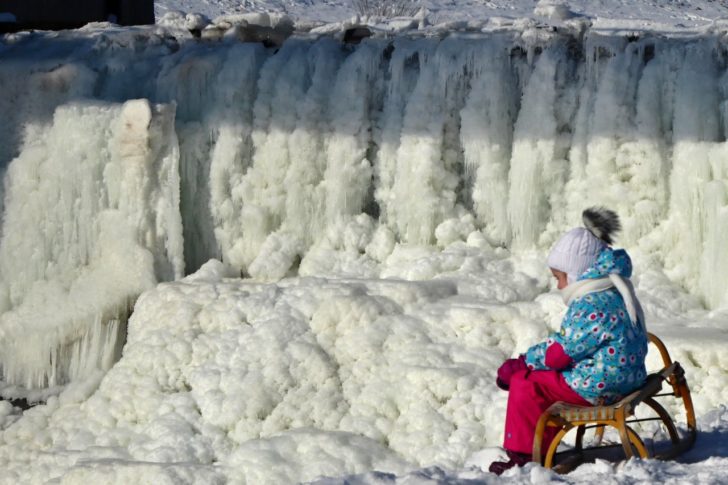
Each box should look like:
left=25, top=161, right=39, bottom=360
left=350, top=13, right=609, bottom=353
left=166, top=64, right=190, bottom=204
left=532, top=333, right=697, bottom=471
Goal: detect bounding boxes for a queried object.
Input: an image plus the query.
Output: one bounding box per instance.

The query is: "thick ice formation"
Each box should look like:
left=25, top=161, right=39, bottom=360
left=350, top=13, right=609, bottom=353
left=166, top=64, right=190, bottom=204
left=2, top=24, right=728, bottom=389
left=1, top=23, right=728, bottom=482
left=167, top=31, right=728, bottom=307
left=155, top=30, right=728, bottom=305
left=0, top=94, right=183, bottom=388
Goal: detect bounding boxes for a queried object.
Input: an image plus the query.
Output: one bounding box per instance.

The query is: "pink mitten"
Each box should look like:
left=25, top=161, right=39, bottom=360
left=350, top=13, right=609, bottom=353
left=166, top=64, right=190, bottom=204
left=496, top=355, right=527, bottom=390
left=545, top=342, right=573, bottom=370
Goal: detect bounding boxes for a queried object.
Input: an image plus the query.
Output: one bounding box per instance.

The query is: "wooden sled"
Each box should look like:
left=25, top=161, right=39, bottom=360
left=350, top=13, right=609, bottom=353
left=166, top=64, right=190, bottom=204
left=532, top=333, right=697, bottom=473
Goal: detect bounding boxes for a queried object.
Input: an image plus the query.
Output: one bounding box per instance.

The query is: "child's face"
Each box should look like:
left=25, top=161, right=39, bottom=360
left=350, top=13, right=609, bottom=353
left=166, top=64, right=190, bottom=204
left=550, top=268, right=568, bottom=290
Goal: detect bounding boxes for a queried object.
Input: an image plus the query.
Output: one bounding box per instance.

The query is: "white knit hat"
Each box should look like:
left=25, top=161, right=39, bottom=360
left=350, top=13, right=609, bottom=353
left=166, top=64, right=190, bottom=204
left=547, top=227, right=606, bottom=283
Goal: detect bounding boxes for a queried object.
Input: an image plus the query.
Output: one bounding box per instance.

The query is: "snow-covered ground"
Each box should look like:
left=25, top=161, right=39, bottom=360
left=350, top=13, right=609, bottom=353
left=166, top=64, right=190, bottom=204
left=156, top=0, right=728, bottom=31
left=1, top=254, right=727, bottom=484
left=1, top=0, right=728, bottom=483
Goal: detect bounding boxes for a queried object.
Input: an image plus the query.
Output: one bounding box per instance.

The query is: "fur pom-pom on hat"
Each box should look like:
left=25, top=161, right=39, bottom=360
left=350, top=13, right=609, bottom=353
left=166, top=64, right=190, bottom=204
left=582, top=207, right=621, bottom=245
left=547, top=207, right=622, bottom=283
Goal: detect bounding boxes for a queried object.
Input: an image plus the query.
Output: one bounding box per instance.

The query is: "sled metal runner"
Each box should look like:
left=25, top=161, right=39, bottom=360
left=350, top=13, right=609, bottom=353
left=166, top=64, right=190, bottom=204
left=532, top=333, right=697, bottom=473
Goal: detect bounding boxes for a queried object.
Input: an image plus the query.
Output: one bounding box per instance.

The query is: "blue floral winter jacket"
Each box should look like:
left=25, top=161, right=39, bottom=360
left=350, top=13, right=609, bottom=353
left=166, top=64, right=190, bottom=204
left=525, top=248, right=648, bottom=405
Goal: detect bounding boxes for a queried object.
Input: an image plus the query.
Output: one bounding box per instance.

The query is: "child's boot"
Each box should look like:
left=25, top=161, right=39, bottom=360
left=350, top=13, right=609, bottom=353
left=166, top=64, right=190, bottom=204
left=488, top=450, right=532, bottom=475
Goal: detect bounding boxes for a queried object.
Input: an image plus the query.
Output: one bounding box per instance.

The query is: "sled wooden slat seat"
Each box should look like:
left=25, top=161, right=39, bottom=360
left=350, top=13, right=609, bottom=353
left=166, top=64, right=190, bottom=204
left=543, top=367, right=672, bottom=424
left=532, top=333, right=697, bottom=472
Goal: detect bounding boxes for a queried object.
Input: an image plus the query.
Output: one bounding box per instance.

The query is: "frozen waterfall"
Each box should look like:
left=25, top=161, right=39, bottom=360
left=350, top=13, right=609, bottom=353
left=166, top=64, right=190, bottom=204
left=1, top=25, right=727, bottom=389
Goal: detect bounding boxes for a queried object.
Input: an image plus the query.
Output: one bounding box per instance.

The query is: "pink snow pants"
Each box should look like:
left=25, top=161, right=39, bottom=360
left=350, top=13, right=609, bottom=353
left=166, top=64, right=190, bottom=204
left=503, top=369, right=591, bottom=456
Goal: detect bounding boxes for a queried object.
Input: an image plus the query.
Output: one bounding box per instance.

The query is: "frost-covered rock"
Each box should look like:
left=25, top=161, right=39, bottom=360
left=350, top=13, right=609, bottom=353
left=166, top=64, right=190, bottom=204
left=157, top=10, right=186, bottom=29
left=534, top=0, right=577, bottom=20
left=185, top=13, right=211, bottom=30
left=213, top=12, right=294, bottom=31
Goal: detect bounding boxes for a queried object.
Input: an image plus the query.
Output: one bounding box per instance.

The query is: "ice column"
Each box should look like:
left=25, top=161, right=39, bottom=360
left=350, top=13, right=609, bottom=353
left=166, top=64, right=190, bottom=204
left=322, top=41, right=382, bottom=229
left=280, top=39, right=347, bottom=245
left=373, top=39, right=423, bottom=228
left=0, top=99, right=183, bottom=388
left=4, top=30, right=728, bottom=316
left=237, top=41, right=313, bottom=272
left=508, top=49, right=569, bottom=248
left=208, top=44, right=269, bottom=270
left=156, top=46, right=231, bottom=272
left=566, top=40, right=667, bottom=245
left=461, top=39, right=518, bottom=246
left=667, top=46, right=721, bottom=296
left=390, top=39, right=466, bottom=244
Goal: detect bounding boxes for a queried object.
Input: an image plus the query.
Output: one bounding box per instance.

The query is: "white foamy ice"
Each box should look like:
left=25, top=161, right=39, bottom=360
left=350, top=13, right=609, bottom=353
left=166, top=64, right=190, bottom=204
left=0, top=244, right=544, bottom=482
left=0, top=98, right=184, bottom=390
left=0, top=248, right=727, bottom=483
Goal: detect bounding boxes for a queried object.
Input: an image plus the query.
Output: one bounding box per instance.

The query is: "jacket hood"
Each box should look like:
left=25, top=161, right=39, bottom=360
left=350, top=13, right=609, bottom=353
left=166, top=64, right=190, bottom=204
left=578, top=247, right=633, bottom=281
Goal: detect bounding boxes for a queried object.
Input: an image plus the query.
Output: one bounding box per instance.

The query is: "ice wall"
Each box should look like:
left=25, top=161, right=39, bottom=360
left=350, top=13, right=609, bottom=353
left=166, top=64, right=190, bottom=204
left=152, top=31, right=728, bottom=307
left=2, top=25, right=728, bottom=387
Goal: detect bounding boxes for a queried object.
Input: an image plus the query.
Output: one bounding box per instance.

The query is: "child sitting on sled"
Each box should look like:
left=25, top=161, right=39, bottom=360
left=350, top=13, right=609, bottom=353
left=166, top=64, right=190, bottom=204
left=489, top=208, right=648, bottom=475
